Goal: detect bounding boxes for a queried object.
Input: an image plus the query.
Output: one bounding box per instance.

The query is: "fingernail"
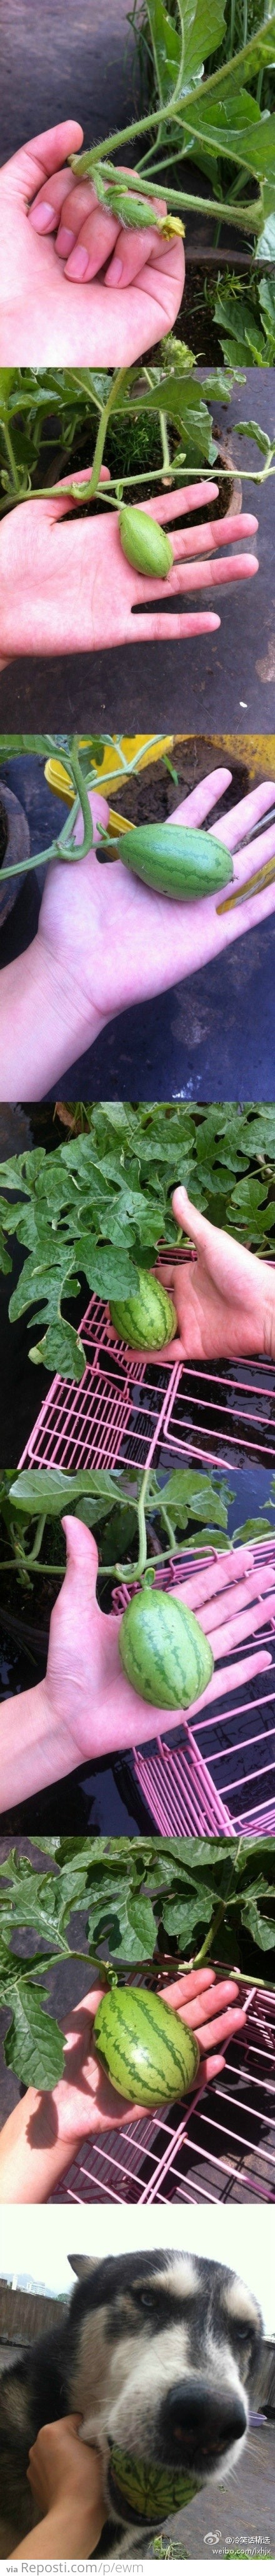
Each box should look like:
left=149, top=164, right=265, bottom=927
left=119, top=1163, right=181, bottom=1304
left=65, top=243, right=89, bottom=278
left=105, top=256, right=123, bottom=285
left=29, top=200, right=55, bottom=231
left=56, top=226, right=76, bottom=258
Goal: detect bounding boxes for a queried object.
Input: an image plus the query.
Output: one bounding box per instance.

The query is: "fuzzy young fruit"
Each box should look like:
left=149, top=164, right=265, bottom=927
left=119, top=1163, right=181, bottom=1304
left=121, top=820, right=234, bottom=900
left=119, top=505, right=173, bottom=580
left=119, top=1587, right=214, bottom=1709
left=109, top=1269, right=177, bottom=1350
left=93, top=1983, right=200, bottom=2108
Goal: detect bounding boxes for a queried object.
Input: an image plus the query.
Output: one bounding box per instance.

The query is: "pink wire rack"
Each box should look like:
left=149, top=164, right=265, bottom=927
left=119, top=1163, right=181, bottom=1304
left=112, top=1539, right=275, bottom=1839
left=50, top=1980, right=275, bottom=2207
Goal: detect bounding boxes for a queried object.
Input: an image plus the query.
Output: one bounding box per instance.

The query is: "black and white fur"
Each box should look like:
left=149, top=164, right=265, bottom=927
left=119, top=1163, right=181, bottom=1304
left=0, top=2248, right=262, bottom=2557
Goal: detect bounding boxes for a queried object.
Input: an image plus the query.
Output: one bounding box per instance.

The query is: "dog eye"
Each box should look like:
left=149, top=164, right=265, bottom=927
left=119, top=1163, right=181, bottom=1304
left=234, top=2323, right=251, bottom=2342
left=136, top=2290, right=156, bottom=2311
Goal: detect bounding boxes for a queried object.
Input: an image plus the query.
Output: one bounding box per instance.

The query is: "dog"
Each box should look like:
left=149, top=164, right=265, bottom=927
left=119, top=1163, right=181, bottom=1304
left=0, top=2248, right=262, bottom=2557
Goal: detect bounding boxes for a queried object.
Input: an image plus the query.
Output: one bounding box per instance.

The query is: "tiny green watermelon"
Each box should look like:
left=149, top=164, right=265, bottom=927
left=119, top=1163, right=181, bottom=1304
left=109, top=2441, right=199, bottom=2521
left=110, top=1268, right=177, bottom=1350
left=93, top=1984, right=199, bottom=2107
left=119, top=1587, right=213, bottom=1708
left=120, top=820, right=234, bottom=901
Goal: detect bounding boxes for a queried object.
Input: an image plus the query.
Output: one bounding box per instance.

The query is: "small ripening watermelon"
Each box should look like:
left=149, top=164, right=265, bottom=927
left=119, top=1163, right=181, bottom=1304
left=119, top=1586, right=214, bottom=1708
left=120, top=821, right=233, bottom=901
left=109, top=2440, right=199, bottom=2520
left=93, top=1984, right=200, bottom=2107
left=110, top=1269, right=177, bottom=1350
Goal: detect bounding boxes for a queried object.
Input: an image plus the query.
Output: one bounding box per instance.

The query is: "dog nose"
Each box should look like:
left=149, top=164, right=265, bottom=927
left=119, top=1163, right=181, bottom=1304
left=161, top=2381, right=246, bottom=2463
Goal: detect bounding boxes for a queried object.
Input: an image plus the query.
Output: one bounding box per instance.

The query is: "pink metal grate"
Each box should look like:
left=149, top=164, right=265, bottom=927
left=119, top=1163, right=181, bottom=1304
left=112, top=1541, right=275, bottom=1839
left=50, top=1982, right=275, bottom=2206
left=19, top=1291, right=275, bottom=1836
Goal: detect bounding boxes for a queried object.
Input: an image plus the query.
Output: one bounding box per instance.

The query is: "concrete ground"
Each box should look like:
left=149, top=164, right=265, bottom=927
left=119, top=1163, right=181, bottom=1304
left=1, top=0, right=134, bottom=162
left=166, top=2423, right=274, bottom=2557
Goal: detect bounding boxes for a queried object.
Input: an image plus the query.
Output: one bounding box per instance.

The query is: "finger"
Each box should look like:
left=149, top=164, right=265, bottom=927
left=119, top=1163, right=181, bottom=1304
left=64, top=201, right=122, bottom=281
left=175, top=1545, right=252, bottom=1613
left=171, top=512, right=258, bottom=563
left=169, top=767, right=232, bottom=831
left=126, top=233, right=184, bottom=305
left=134, top=482, right=219, bottom=526
left=61, top=1513, right=99, bottom=1600
left=129, top=610, right=221, bottom=641
left=171, top=1181, right=232, bottom=1257
left=28, top=169, right=76, bottom=236
left=228, top=819, right=275, bottom=881
left=194, top=1561, right=275, bottom=1640
left=211, top=776, right=275, bottom=853
left=3, top=122, right=84, bottom=207
left=196, top=2005, right=247, bottom=2049
left=180, top=1983, right=246, bottom=2033
left=209, top=1592, right=275, bottom=1659
left=187, top=1647, right=272, bottom=1710
left=32, top=465, right=109, bottom=523
left=196, top=2053, right=225, bottom=2084
left=104, top=222, right=166, bottom=289
left=133, top=552, right=258, bottom=603
left=159, top=1968, right=218, bottom=2008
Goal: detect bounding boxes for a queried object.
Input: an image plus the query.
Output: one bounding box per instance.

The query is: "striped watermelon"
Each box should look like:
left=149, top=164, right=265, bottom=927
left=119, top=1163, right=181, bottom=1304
left=121, top=820, right=233, bottom=900
left=109, top=2442, right=199, bottom=2520
left=109, top=1269, right=177, bottom=1349
left=93, top=1985, right=199, bottom=2106
left=119, top=1587, right=213, bottom=1708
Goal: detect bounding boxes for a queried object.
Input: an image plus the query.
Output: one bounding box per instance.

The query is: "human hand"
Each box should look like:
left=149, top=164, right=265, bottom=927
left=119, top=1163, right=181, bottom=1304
left=27, top=2414, right=102, bottom=2516
left=0, top=479, right=258, bottom=660
left=37, top=764, right=275, bottom=1045
left=0, top=122, right=184, bottom=365
left=156, top=1183, right=275, bottom=1361
left=28, top=1970, right=248, bottom=2154
left=42, top=1515, right=272, bottom=1768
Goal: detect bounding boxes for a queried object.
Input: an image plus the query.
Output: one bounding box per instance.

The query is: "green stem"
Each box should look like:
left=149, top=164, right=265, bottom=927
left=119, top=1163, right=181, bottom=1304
left=85, top=366, right=129, bottom=497
left=193, top=1838, right=242, bottom=1965
left=136, top=1468, right=150, bottom=1577
left=159, top=412, right=172, bottom=477
left=93, top=159, right=257, bottom=232
left=23, top=1513, right=48, bottom=1567
left=194, top=1897, right=230, bottom=1966
left=0, top=417, right=21, bottom=493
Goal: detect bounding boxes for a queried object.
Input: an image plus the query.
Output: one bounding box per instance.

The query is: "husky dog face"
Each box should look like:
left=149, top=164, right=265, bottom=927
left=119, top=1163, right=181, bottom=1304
left=68, top=2250, right=262, bottom=2527
left=0, top=2248, right=262, bottom=2557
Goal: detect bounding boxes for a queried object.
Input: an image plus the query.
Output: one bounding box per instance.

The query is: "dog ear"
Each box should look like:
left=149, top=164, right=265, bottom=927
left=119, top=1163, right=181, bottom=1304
left=69, top=2255, right=101, bottom=2281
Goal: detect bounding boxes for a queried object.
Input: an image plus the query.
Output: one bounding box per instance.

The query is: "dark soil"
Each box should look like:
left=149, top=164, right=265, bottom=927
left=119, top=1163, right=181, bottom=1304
left=90, top=739, right=251, bottom=835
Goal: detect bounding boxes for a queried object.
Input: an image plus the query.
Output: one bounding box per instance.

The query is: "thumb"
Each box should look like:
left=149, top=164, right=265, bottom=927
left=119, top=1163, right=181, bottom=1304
left=172, top=1185, right=208, bottom=1248
left=34, top=463, right=110, bottom=526
left=61, top=1513, right=99, bottom=1601
left=2, top=122, right=83, bottom=210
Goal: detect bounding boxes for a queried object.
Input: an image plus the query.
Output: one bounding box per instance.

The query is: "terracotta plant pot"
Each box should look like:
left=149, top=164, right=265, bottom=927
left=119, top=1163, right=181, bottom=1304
left=0, top=781, right=30, bottom=931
